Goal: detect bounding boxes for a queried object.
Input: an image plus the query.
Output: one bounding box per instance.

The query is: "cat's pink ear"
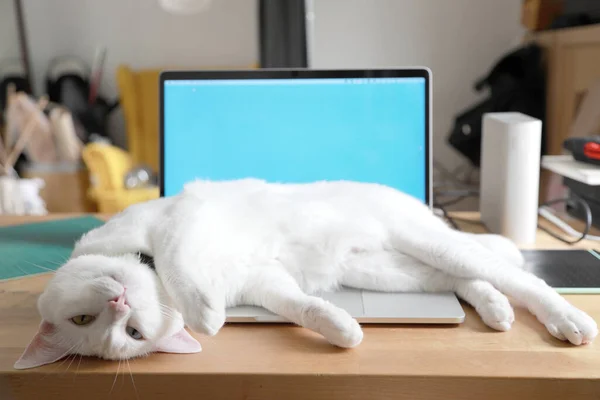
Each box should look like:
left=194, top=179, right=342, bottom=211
left=155, top=328, right=202, bottom=354
left=14, top=321, right=70, bottom=370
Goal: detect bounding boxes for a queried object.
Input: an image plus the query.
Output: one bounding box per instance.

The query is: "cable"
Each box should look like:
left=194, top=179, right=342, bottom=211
left=537, top=196, right=595, bottom=244
left=434, top=173, right=597, bottom=244
left=433, top=205, right=461, bottom=231
left=437, top=194, right=597, bottom=244
left=435, top=194, right=478, bottom=208
left=435, top=189, right=479, bottom=198
left=539, top=207, right=600, bottom=241
left=446, top=214, right=485, bottom=226
left=433, top=160, right=477, bottom=188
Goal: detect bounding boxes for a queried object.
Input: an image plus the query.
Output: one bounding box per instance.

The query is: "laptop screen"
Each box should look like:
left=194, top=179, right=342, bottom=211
left=162, top=76, right=427, bottom=201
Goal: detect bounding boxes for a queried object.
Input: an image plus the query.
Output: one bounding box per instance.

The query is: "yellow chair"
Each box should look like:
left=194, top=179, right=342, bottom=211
left=82, top=65, right=161, bottom=212
left=82, top=64, right=256, bottom=212
left=117, top=65, right=161, bottom=172
left=82, top=143, right=159, bottom=213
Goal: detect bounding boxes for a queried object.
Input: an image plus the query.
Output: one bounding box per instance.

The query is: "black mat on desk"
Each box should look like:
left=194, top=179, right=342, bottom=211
left=521, top=250, right=600, bottom=293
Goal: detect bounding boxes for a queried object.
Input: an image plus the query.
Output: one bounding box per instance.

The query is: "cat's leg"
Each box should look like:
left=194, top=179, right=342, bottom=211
left=461, top=233, right=525, bottom=267
left=153, top=241, right=227, bottom=337
left=239, top=268, right=363, bottom=348
left=342, top=252, right=514, bottom=331
left=451, top=279, right=515, bottom=331
left=393, top=225, right=598, bottom=345
left=154, top=255, right=227, bottom=336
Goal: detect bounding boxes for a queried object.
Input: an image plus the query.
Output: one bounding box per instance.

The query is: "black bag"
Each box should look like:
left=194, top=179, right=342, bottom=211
left=46, top=56, right=118, bottom=141
left=447, top=44, right=546, bottom=167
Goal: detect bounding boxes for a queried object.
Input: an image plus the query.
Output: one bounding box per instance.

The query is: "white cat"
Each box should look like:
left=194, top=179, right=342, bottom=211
left=15, top=179, right=598, bottom=369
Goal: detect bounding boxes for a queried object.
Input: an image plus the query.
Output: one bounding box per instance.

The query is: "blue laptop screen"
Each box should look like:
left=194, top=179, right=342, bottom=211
left=163, top=77, right=427, bottom=201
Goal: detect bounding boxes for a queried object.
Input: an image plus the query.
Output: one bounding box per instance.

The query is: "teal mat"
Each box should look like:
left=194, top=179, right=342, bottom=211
left=0, top=216, right=105, bottom=281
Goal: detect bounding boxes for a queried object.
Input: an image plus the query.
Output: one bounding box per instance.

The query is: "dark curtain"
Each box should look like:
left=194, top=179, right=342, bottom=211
left=259, top=0, right=308, bottom=68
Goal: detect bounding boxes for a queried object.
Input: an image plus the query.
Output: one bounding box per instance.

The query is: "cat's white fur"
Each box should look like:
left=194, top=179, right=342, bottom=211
left=15, top=179, right=598, bottom=369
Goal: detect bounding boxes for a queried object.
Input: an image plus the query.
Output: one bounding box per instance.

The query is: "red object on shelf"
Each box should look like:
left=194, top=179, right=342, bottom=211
left=583, top=142, right=600, bottom=160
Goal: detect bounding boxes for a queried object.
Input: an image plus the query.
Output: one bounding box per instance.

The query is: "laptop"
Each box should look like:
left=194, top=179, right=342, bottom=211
left=159, top=68, right=465, bottom=324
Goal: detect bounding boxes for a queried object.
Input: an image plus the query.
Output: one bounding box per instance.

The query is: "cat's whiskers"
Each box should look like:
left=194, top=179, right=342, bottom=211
left=6, top=240, right=70, bottom=276
left=43, top=259, right=65, bottom=266
left=12, top=256, right=88, bottom=282
left=109, top=357, right=122, bottom=395
left=72, top=353, right=84, bottom=383
left=39, top=341, right=82, bottom=381
left=160, top=308, right=180, bottom=320
left=63, top=344, right=81, bottom=374
left=159, top=303, right=180, bottom=317
left=158, top=304, right=179, bottom=316
left=158, top=305, right=178, bottom=317
left=61, top=342, right=84, bottom=374
left=158, top=302, right=176, bottom=311
left=126, top=358, right=140, bottom=400
left=23, top=260, right=56, bottom=273
left=11, top=263, right=35, bottom=278
left=159, top=311, right=176, bottom=321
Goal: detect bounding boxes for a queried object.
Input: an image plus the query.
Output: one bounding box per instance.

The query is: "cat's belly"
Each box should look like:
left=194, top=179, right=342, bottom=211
left=275, top=230, right=389, bottom=294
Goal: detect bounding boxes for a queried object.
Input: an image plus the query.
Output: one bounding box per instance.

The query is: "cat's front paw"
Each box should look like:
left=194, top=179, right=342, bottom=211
left=187, top=305, right=226, bottom=336
left=543, top=304, right=598, bottom=345
left=476, top=293, right=515, bottom=332
left=302, top=299, right=363, bottom=348
left=180, top=291, right=226, bottom=336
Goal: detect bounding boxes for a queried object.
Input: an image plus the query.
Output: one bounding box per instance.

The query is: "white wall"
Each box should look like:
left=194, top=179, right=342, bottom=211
left=0, top=1, right=20, bottom=62
left=21, top=0, right=258, bottom=97
left=311, top=0, right=525, bottom=172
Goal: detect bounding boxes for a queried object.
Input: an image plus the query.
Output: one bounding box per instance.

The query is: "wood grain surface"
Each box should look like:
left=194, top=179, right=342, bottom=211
left=1, top=213, right=599, bottom=400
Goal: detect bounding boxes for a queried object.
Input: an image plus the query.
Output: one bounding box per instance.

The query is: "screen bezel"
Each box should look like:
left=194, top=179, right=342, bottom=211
left=159, top=68, right=432, bottom=207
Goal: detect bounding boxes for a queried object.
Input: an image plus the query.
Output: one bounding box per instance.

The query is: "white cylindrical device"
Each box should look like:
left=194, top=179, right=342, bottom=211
left=480, top=112, right=542, bottom=245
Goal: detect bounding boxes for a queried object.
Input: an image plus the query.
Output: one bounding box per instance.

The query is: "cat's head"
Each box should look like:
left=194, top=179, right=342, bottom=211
left=14, top=254, right=201, bottom=370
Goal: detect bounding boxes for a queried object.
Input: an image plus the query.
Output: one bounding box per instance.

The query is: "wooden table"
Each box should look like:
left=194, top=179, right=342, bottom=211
left=1, top=214, right=599, bottom=400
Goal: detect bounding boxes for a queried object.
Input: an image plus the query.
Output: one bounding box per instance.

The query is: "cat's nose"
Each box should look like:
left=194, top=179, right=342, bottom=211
left=110, top=288, right=127, bottom=303
left=108, top=291, right=130, bottom=317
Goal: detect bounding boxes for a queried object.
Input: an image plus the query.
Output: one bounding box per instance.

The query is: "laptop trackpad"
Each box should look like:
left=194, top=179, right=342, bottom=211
left=361, top=291, right=464, bottom=320
left=226, top=289, right=464, bottom=323
left=319, top=288, right=365, bottom=316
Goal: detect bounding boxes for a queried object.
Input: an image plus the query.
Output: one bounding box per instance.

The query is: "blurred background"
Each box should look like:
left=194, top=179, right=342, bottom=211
left=0, top=0, right=599, bottom=215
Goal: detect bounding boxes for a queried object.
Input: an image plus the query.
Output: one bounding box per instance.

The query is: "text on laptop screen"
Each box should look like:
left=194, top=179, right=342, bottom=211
left=163, top=77, right=427, bottom=200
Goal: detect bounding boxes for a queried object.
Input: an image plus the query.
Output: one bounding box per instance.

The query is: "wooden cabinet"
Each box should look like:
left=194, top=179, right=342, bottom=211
left=21, top=163, right=96, bottom=213
left=525, top=24, right=600, bottom=200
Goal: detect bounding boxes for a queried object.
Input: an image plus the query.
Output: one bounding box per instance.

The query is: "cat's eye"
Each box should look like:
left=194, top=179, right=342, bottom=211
left=70, top=315, right=96, bottom=326
left=126, top=326, right=144, bottom=340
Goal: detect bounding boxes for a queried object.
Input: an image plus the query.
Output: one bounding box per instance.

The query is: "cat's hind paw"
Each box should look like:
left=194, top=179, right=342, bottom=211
left=543, top=305, right=598, bottom=345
